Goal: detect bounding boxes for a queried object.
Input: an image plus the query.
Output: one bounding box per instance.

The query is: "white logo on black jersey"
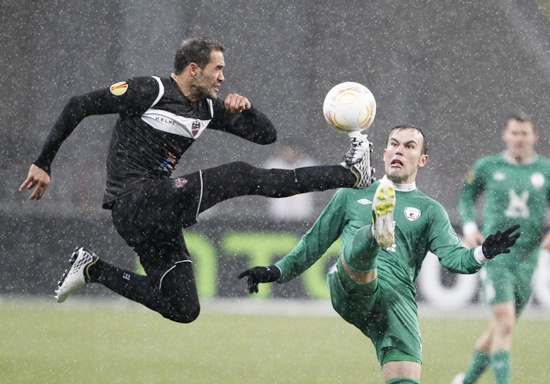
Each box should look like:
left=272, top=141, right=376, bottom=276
left=142, top=109, right=211, bottom=139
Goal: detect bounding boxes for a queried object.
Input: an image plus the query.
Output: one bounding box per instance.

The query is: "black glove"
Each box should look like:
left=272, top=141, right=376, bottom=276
left=482, top=224, right=521, bottom=259
left=238, top=265, right=281, bottom=294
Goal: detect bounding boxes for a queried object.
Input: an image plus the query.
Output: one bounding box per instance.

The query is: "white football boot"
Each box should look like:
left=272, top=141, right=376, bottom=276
left=372, top=182, right=396, bottom=248
left=55, top=247, right=98, bottom=303
left=451, top=373, right=465, bottom=384
left=341, top=131, right=375, bottom=188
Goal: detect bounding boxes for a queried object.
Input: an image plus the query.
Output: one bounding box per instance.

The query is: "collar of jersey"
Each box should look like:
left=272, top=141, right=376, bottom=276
left=381, top=175, right=417, bottom=192
left=502, top=151, right=538, bottom=165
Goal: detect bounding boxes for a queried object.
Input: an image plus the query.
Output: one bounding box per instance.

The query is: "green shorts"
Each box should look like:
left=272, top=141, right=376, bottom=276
left=327, top=258, right=422, bottom=365
left=480, top=255, right=537, bottom=315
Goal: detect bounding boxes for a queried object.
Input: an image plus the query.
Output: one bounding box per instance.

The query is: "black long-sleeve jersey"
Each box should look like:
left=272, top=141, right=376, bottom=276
left=33, top=76, right=276, bottom=209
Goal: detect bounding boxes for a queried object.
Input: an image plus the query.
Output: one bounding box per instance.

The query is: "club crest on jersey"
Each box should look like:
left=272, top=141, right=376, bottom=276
left=192, top=120, right=201, bottom=136
left=404, top=207, right=421, bottom=221
left=531, top=172, right=545, bottom=189
left=174, top=177, right=188, bottom=188
left=110, top=81, right=128, bottom=96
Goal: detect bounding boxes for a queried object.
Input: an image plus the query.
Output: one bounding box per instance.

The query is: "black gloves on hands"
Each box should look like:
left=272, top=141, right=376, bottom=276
left=482, top=224, right=521, bottom=259
left=238, top=265, right=281, bottom=293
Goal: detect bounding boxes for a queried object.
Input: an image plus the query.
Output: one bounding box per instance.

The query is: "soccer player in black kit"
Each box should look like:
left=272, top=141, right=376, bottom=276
left=19, top=37, right=374, bottom=323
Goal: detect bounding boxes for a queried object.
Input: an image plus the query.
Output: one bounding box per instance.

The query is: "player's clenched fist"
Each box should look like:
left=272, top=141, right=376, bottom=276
left=224, top=93, right=251, bottom=114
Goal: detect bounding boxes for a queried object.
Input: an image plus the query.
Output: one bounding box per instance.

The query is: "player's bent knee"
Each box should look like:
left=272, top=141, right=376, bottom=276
left=165, top=303, right=201, bottom=324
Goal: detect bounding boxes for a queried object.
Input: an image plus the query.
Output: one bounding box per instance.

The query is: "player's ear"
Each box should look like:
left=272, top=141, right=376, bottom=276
left=188, top=62, right=200, bottom=78
left=419, top=154, right=428, bottom=167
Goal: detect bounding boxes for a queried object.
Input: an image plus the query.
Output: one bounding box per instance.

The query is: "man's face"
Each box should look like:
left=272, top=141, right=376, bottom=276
left=192, top=50, right=225, bottom=100
left=383, top=128, right=428, bottom=184
left=502, top=119, right=537, bottom=160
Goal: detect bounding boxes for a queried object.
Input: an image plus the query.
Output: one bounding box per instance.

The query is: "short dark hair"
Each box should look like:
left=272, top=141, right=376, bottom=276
left=507, top=112, right=535, bottom=130
left=174, top=37, right=224, bottom=74
left=387, top=124, right=429, bottom=155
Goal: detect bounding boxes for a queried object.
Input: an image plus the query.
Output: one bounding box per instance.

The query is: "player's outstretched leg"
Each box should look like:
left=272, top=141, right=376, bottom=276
left=55, top=247, right=99, bottom=303
left=340, top=181, right=396, bottom=275
left=372, top=182, right=396, bottom=248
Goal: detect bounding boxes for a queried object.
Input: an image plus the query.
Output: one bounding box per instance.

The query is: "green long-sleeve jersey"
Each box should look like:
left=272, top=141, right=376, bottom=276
left=275, top=180, right=483, bottom=301
left=458, top=152, right=550, bottom=268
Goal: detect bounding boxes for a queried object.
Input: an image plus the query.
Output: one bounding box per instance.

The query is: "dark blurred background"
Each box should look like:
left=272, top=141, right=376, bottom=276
left=2, top=0, right=550, bottom=298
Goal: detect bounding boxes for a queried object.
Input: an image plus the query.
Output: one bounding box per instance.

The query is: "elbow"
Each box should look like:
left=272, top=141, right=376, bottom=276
left=256, top=125, right=277, bottom=145
left=264, top=128, right=277, bottom=144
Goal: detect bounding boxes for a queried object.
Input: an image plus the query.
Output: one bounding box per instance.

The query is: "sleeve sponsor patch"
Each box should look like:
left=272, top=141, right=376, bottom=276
left=110, top=81, right=128, bottom=96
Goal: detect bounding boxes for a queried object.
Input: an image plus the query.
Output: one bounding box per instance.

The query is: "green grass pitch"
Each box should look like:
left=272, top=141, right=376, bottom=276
left=0, top=299, right=548, bottom=383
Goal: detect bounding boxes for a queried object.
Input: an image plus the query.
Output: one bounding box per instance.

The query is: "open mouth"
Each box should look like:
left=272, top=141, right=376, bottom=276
left=391, top=159, right=404, bottom=167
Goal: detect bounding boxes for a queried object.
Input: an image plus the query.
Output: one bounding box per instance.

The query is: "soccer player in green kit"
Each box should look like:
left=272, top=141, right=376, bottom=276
left=239, top=124, right=521, bottom=384
left=452, top=114, right=550, bottom=384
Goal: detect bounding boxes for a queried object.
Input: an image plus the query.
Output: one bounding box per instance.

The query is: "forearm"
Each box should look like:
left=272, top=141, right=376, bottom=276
left=219, top=106, right=277, bottom=144
left=33, top=96, right=87, bottom=173
left=275, top=216, right=342, bottom=282
left=33, top=89, right=118, bottom=173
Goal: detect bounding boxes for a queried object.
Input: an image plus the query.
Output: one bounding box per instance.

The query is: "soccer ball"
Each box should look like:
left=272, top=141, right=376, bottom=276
left=323, top=82, right=376, bottom=133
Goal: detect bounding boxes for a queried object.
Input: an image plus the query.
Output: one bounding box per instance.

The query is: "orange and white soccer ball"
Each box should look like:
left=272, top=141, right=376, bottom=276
left=322, top=82, right=376, bottom=133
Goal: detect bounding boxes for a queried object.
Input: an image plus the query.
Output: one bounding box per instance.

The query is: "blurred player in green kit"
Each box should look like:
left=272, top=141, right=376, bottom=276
left=452, top=114, right=550, bottom=384
left=239, top=124, right=521, bottom=384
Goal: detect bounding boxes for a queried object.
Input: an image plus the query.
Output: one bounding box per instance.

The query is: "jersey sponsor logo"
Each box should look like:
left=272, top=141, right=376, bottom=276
left=531, top=172, right=545, bottom=189
left=110, top=81, right=128, bottom=96
left=505, top=189, right=529, bottom=218
left=357, top=198, right=372, bottom=205
left=174, top=177, right=188, bottom=188
left=404, top=207, right=421, bottom=221
left=142, top=109, right=211, bottom=139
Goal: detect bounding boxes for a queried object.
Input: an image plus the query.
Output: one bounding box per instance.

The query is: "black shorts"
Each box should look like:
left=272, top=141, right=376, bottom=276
left=110, top=173, right=202, bottom=271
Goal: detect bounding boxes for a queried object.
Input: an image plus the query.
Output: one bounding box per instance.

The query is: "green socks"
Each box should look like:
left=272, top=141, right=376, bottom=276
left=463, top=350, right=510, bottom=384
left=463, top=350, right=489, bottom=383
left=491, top=350, right=511, bottom=384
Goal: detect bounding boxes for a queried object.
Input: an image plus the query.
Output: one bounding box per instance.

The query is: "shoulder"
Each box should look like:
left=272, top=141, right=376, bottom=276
left=474, top=153, right=502, bottom=167
left=535, top=155, right=550, bottom=167
left=116, top=76, right=163, bottom=100
left=127, top=76, right=162, bottom=90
